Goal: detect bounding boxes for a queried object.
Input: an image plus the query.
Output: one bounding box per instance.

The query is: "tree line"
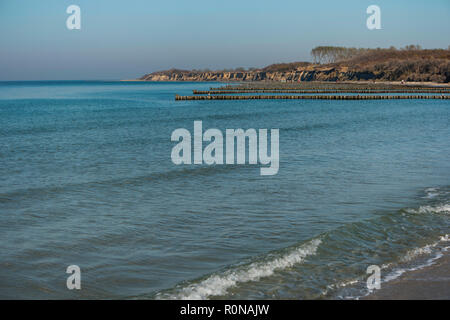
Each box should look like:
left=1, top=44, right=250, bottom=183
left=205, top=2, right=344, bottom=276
left=310, top=45, right=428, bottom=64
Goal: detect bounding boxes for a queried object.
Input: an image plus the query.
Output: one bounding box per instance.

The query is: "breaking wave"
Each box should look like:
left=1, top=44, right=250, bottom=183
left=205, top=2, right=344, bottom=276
left=406, top=204, right=450, bottom=214
left=153, top=187, right=449, bottom=300
left=156, top=238, right=321, bottom=300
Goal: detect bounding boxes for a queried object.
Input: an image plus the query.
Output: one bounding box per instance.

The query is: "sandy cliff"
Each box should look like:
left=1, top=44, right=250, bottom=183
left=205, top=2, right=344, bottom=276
left=140, top=66, right=379, bottom=82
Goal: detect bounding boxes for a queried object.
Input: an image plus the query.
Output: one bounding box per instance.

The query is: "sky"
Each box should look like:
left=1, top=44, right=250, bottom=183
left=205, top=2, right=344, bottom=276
left=0, top=0, right=449, bottom=80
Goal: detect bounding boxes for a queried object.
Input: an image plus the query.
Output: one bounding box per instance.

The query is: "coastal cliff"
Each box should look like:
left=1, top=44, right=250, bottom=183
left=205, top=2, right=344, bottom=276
left=140, top=66, right=377, bottom=82
left=139, top=47, right=450, bottom=83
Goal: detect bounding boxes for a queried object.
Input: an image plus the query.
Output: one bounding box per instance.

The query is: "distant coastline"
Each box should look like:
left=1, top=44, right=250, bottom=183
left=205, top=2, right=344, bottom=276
left=134, top=46, right=450, bottom=83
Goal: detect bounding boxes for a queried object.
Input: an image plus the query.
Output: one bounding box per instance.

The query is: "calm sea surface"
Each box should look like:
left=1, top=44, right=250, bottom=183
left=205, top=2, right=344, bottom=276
left=0, top=81, right=449, bottom=299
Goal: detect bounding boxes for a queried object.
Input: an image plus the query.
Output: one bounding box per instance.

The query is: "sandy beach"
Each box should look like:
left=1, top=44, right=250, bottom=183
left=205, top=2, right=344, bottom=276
left=365, top=251, right=450, bottom=300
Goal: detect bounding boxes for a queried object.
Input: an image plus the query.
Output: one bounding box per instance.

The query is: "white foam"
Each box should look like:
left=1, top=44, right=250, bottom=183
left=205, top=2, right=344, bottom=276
left=423, top=187, right=439, bottom=199
left=383, top=234, right=449, bottom=283
left=407, top=204, right=450, bottom=214
left=401, top=244, right=434, bottom=263
left=322, top=278, right=361, bottom=297
left=384, top=251, right=444, bottom=282
left=422, top=187, right=450, bottom=199
left=336, top=235, right=450, bottom=299
left=158, top=238, right=321, bottom=300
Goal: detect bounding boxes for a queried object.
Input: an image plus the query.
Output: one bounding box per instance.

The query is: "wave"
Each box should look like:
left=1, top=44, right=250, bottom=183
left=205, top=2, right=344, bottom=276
left=156, top=238, right=321, bottom=300
left=406, top=204, right=450, bottom=214
left=382, top=250, right=445, bottom=284
left=0, top=163, right=248, bottom=203
left=153, top=189, right=450, bottom=300
left=326, top=234, right=449, bottom=299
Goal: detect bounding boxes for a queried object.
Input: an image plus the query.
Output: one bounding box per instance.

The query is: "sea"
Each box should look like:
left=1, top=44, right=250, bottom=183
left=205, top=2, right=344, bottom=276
left=0, top=81, right=449, bottom=299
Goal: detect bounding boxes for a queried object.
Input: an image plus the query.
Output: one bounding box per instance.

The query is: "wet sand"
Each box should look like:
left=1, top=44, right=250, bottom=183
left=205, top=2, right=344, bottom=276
left=364, top=252, right=450, bottom=300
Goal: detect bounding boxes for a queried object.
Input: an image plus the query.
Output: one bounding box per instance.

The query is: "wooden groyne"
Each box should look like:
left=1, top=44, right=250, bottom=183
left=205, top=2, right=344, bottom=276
left=210, top=86, right=450, bottom=91
left=176, top=95, right=450, bottom=101
left=194, top=89, right=450, bottom=94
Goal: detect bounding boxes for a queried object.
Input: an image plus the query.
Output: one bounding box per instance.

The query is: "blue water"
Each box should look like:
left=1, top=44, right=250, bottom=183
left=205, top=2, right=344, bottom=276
left=0, top=81, right=449, bottom=299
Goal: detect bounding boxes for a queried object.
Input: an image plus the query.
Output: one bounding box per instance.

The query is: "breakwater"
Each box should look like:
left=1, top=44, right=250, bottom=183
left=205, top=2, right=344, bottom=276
left=209, top=85, right=450, bottom=91
left=193, top=89, right=450, bottom=94
left=175, top=94, right=450, bottom=101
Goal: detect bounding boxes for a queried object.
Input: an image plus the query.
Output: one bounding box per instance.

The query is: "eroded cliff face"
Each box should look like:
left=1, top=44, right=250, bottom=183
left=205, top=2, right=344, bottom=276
left=139, top=66, right=378, bottom=82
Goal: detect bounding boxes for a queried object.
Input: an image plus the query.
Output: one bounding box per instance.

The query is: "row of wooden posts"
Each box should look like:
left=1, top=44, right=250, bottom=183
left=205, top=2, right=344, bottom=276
left=193, top=89, right=450, bottom=94
left=175, top=94, right=450, bottom=101
left=209, top=86, right=450, bottom=91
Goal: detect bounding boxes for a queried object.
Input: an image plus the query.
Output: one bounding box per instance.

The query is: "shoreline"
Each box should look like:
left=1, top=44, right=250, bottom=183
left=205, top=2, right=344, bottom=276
left=364, top=250, right=450, bottom=300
